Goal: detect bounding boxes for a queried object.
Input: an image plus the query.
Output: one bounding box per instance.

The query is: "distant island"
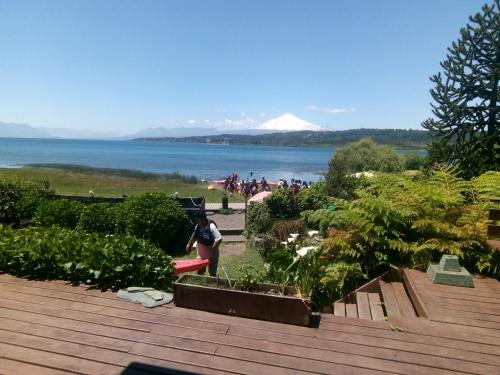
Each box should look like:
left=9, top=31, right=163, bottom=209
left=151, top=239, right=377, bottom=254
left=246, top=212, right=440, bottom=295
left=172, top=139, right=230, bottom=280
left=134, top=128, right=430, bottom=149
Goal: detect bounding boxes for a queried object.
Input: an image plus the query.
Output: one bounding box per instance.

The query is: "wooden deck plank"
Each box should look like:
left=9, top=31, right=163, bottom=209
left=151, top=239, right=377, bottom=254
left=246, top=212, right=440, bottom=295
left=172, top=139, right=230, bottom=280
left=426, top=314, right=500, bottom=332
left=427, top=306, right=500, bottom=324
left=4, top=290, right=488, bottom=374
left=215, top=343, right=458, bottom=375
left=0, top=358, right=71, bottom=375
left=405, top=269, right=500, bottom=294
left=412, top=287, right=500, bottom=305
left=1, top=273, right=500, bottom=375
left=131, top=342, right=317, bottom=375
left=227, top=325, right=500, bottom=373
left=319, top=316, right=500, bottom=349
left=0, top=280, right=316, bottom=337
left=367, top=293, right=385, bottom=321
left=0, top=296, right=231, bottom=334
left=6, top=292, right=490, bottom=374
left=229, top=323, right=500, bottom=367
left=378, top=281, right=402, bottom=318
left=333, top=302, right=346, bottom=317
left=0, top=329, right=237, bottom=375
left=356, top=292, right=372, bottom=320
left=345, top=303, right=358, bottom=318
left=0, top=341, right=126, bottom=375
left=404, top=269, right=500, bottom=339
left=391, top=282, right=417, bottom=318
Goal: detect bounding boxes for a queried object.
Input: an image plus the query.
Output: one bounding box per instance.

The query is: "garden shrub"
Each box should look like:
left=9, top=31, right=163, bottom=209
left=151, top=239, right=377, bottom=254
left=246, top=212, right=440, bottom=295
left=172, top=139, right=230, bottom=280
left=34, top=199, right=84, bottom=229
left=321, top=169, right=500, bottom=280
left=265, top=188, right=297, bottom=219
left=268, top=219, right=304, bottom=242
left=244, top=202, right=273, bottom=237
left=115, top=193, right=190, bottom=252
left=0, top=225, right=174, bottom=290
left=297, top=181, right=328, bottom=212
left=78, top=203, right=117, bottom=233
left=301, top=209, right=334, bottom=230
left=0, top=179, right=53, bottom=226
left=250, top=233, right=281, bottom=259
left=403, top=153, right=426, bottom=170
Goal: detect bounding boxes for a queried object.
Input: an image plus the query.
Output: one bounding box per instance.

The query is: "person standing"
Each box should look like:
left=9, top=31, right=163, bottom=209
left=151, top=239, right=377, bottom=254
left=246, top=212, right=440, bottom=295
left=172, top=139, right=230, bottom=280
left=260, top=177, right=268, bottom=191
left=185, top=211, right=222, bottom=277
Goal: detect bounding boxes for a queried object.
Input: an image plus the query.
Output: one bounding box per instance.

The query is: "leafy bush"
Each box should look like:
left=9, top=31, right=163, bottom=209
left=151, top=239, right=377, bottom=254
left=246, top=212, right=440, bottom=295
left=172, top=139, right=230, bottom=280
left=0, top=179, right=53, bottom=226
left=321, top=168, right=500, bottom=280
left=297, top=181, right=328, bottom=212
left=403, top=153, right=426, bottom=170
left=115, top=193, right=190, bottom=252
left=325, top=139, right=404, bottom=199
left=331, top=138, right=405, bottom=173
left=268, top=219, right=304, bottom=242
left=249, top=233, right=281, bottom=259
left=244, top=202, right=273, bottom=237
left=34, top=199, right=84, bottom=229
left=78, top=203, right=117, bottom=233
left=325, top=156, right=363, bottom=200
left=301, top=209, right=335, bottom=230
left=265, top=188, right=298, bottom=219
left=0, top=225, right=174, bottom=290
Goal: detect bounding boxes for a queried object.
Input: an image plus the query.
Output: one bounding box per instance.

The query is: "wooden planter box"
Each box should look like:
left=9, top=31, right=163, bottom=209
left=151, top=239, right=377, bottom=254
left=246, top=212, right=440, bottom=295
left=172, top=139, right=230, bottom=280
left=174, top=274, right=311, bottom=326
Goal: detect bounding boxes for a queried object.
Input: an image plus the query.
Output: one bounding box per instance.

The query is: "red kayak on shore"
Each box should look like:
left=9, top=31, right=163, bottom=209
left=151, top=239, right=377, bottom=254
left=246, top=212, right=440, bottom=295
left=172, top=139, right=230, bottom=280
left=173, top=259, right=209, bottom=274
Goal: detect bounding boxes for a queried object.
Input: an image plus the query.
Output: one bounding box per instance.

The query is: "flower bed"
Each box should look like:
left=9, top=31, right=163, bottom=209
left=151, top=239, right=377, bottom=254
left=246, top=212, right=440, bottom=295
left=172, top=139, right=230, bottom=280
left=174, top=274, right=311, bottom=326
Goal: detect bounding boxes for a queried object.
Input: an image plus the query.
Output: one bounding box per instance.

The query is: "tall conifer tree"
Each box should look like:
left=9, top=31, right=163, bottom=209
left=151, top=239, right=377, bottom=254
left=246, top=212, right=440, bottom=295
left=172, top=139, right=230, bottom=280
left=422, top=1, right=499, bottom=178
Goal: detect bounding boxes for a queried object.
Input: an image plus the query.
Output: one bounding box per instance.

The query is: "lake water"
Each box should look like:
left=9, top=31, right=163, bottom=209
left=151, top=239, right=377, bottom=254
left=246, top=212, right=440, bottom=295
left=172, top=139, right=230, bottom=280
left=0, top=138, right=334, bottom=181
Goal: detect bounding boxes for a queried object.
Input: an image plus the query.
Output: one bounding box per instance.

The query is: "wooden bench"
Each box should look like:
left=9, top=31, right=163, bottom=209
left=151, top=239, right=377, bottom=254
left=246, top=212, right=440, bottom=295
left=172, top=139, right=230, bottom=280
left=486, top=208, right=500, bottom=251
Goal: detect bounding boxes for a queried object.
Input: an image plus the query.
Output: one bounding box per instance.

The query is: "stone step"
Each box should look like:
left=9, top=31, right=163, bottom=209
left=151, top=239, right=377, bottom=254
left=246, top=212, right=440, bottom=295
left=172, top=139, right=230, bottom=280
left=219, top=228, right=244, bottom=236
left=222, top=235, right=246, bottom=243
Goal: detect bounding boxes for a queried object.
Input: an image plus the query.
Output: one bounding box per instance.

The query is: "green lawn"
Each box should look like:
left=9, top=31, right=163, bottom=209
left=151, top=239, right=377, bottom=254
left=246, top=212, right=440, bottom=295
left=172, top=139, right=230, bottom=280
left=0, top=166, right=245, bottom=203
left=180, top=244, right=264, bottom=280
left=218, top=245, right=265, bottom=279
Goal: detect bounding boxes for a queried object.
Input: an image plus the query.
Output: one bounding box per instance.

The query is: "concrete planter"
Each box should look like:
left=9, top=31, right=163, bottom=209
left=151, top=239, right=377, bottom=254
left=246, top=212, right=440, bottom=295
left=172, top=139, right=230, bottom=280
left=174, top=274, right=311, bottom=326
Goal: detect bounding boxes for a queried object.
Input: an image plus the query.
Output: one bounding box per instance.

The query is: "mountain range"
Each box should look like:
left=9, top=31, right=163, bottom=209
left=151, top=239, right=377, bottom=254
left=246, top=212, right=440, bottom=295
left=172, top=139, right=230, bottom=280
left=0, top=113, right=327, bottom=140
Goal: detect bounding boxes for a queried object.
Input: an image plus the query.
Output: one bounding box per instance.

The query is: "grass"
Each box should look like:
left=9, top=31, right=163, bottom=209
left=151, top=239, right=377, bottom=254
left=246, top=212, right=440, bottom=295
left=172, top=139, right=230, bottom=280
left=181, top=244, right=265, bottom=280
left=218, top=245, right=265, bottom=279
left=0, top=166, right=245, bottom=203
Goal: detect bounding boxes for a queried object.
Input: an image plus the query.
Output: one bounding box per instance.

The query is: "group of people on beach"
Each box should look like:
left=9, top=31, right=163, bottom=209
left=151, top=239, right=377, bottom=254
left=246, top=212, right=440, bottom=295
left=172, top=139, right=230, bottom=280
left=224, top=175, right=270, bottom=198
left=222, top=172, right=313, bottom=198
left=277, top=178, right=312, bottom=195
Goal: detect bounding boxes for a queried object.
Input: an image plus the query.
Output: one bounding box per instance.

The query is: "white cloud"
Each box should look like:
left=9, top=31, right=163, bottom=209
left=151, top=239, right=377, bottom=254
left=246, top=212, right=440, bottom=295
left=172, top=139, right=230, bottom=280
left=258, top=112, right=266, bottom=118
left=204, top=119, right=211, bottom=124
left=247, top=118, right=257, bottom=124
left=224, top=118, right=244, bottom=126
left=307, top=105, right=356, bottom=114
left=240, top=112, right=246, bottom=118
left=187, top=119, right=197, bottom=124
left=216, top=108, right=226, bottom=113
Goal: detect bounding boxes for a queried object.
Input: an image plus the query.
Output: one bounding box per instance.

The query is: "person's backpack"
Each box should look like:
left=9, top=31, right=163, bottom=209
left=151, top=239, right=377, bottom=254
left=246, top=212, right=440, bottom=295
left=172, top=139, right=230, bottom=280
left=195, top=220, right=218, bottom=245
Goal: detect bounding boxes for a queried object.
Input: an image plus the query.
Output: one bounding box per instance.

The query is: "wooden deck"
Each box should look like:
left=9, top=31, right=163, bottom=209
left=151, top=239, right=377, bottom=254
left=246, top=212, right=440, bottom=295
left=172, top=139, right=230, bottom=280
left=0, top=272, right=499, bottom=374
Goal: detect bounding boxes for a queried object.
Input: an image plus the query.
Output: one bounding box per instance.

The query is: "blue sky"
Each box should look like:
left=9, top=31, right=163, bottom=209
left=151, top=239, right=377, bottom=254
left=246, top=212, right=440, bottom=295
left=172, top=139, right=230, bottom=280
left=0, top=0, right=485, bottom=133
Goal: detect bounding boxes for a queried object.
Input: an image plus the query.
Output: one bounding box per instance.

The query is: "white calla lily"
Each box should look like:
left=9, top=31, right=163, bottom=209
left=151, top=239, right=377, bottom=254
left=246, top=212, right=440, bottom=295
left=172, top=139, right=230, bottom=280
left=308, top=230, right=319, bottom=237
left=295, top=246, right=317, bottom=257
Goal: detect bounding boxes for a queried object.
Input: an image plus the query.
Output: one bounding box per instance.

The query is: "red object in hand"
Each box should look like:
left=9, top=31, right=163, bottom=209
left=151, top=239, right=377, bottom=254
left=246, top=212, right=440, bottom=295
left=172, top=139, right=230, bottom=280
left=173, top=259, right=209, bottom=275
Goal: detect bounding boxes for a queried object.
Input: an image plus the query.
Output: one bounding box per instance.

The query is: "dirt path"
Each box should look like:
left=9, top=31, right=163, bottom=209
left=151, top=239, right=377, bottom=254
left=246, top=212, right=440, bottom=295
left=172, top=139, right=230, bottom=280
left=219, top=242, right=246, bottom=256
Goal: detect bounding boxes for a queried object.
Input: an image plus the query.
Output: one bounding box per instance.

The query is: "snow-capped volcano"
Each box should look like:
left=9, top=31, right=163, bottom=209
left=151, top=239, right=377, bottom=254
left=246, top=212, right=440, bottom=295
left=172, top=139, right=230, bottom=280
left=254, top=113, right=323, bottom=132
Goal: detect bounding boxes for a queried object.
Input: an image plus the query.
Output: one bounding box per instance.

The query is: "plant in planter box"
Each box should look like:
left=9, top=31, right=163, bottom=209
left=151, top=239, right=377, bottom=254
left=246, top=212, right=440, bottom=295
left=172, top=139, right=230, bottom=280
left=234, top=265, right=263, bottom=292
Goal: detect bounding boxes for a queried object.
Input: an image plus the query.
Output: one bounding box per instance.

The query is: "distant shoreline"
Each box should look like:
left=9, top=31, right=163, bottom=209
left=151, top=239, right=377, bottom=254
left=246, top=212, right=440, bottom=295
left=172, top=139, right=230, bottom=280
left=0, top=128, right=429, bottom=150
